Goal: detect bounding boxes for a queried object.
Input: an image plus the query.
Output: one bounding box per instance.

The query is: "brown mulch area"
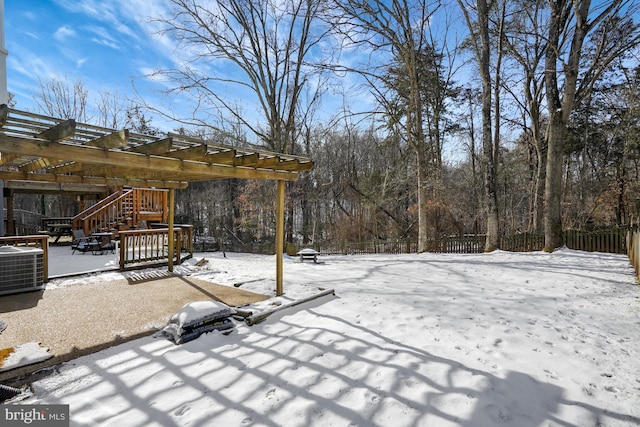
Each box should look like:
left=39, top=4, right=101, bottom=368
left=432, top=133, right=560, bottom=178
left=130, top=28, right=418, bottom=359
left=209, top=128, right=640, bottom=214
left=0, top=273, right=269, bottom=382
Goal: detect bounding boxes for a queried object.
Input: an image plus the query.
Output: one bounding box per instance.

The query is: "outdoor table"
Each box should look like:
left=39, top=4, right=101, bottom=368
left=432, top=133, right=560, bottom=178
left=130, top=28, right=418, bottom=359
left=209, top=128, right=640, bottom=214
left=297, top=248, right=319, bottom=263
left=44, top=223, right=73, bottom=244
left=91, top=232, right=115, bottom=255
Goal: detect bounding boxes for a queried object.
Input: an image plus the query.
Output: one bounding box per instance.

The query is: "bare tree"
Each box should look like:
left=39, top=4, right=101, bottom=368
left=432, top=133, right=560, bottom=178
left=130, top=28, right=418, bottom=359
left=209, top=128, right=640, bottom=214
left=28, top=77, right=92, bottom=218
left=458, top=0, right=502, bottom=251
left=501, top=0, right=548, bottom=233
left=329, top=0, right=448, bottom=252
left=33, top=77, right=89, bottom=121
left=94, top=91, right=129, bottom=129
left=543, top=0, right=640, bottom=251
left=152, top=0, right=330, bottom=153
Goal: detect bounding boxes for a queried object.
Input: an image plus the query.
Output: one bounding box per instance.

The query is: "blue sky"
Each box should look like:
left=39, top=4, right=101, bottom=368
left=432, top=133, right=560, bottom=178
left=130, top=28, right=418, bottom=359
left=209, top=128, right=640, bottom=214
left=4, top=0, right=375, bottom=135
left=3, top=0, right=466, bottom=137
left=5, top=0, right=187, bottom=128
left=4, top=1, right=638, bottom=127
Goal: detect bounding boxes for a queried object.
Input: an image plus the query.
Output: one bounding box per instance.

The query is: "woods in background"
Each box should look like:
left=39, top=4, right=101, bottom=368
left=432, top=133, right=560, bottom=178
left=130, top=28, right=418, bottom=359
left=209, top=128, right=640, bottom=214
left=10, top=0, right=640, bottom=251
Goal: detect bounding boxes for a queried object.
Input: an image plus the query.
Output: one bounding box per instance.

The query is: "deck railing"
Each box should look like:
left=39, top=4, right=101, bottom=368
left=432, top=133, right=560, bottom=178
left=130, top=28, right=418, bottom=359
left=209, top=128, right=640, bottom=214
left=73, top=188, right=168, bottom=236
left=72, top=191, right=125, bottom=232
left=135, top=188, right=169, bottom=218
left=118, top=225, right=193, bottom=270
left=73, top=189, right=132, bottom=236
left=0, top=235, right=49, bottom=282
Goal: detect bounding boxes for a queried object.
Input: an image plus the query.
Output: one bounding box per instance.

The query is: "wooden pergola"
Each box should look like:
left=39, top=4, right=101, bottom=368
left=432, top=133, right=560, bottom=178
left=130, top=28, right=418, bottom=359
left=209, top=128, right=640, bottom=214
left=0, top=106, right=313, bottom=295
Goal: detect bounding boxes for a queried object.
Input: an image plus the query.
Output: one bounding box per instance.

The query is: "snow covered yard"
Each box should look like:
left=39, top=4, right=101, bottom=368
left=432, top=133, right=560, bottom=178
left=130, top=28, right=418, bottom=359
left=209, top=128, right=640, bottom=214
left=23, top=249, right=640, bottom=426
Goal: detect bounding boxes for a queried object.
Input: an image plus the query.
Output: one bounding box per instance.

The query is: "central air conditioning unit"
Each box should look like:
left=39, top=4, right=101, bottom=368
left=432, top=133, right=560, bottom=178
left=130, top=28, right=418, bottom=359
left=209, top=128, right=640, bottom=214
left=0, top=246, right=45, bottom=295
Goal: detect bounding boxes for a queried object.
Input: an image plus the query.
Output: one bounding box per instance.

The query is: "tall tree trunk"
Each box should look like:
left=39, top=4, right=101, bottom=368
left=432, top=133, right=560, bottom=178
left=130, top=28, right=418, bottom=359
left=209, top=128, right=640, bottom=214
left=407, top=51, right=431, bottom=253
left=478, top=0, right=499, bottom=251
left=416, top=132, right=430, bottom=252
left=543, top=113, right=566, bottom=249
left=543, top=0, right=590, bottom=251
left=301, top=184, right=310, bottom=244
left=459, top=0, right=500, bottom=251
left=532, top=139, right=547, bottom=232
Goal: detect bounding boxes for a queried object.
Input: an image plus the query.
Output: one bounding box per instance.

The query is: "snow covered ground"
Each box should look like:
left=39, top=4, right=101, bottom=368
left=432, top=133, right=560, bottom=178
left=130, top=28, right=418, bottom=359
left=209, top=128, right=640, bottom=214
left=22, top=248, right=640, bottom=426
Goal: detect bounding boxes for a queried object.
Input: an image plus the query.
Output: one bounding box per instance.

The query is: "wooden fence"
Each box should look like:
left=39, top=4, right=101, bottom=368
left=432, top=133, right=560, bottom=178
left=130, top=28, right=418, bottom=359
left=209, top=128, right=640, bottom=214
left=499, top=229, right=628, bottom=254
left=119, top=225, right=193, bottom=270
left=192, top=226, right=634, bottom=275
left=313, top=240, right=418, bottom=256
left=626, top=227, right=640, bottom=281
left=565, top=228, right=627, bottom=254
left=500, top=232, right=545, bottom=252
left=284, top=227, right=629, bottom=257
left=300, top=237, right=481, bottom=256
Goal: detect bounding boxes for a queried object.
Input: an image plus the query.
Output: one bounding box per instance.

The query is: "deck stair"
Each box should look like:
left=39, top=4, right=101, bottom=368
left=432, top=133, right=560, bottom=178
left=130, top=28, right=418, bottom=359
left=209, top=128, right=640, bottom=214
left=72, top=188, right=168, bottom=237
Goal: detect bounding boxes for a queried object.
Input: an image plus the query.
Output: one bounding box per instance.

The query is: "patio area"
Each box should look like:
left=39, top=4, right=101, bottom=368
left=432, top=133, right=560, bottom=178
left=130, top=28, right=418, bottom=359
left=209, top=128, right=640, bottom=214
left=0, top=246, right=269, bottom=382
left=47, top=241, right=121, bottom=277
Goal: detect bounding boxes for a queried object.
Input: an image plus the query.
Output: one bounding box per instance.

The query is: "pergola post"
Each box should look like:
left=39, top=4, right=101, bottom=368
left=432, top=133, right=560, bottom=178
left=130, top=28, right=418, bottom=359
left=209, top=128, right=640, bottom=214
left=0, top=180, right=4, bottom=237
left=276, top=179, right=285, bottom=296
left=167, top=188, right=175, bottom=272
left=5, top=186, right=12, bottom=235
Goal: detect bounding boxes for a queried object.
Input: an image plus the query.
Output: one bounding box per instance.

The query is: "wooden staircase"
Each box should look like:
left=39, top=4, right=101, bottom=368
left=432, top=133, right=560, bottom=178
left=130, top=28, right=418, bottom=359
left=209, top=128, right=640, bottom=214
left=72, top=188, right=168, bottom=237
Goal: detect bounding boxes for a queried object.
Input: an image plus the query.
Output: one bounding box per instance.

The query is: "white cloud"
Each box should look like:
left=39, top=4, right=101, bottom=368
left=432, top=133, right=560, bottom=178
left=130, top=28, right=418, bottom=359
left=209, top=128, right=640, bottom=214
left=54, top=25, right=76, bottom=41
left=53, top=0, right=145, bottom=42
left=90, top=37, right=120, bottom=50
left=85, top=25, right=121, bottom=50
left=7, top=50, right=58, bottom=82
left=22, top=11, right=37, bottom=21
left=22, top=31, right=41, bottom=40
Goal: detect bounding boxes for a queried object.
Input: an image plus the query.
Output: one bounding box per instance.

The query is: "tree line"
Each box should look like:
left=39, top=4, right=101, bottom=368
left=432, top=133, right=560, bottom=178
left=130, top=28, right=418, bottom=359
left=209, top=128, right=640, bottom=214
left=11, top=0, right=640, bottom=253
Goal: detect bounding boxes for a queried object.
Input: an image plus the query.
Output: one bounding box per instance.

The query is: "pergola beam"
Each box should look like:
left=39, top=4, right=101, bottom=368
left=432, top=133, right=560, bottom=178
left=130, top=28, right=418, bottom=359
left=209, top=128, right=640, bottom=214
left=0, top=170, right=188, bottom=189
left=0, top=134, right=299, bottom=181
left=253, top=157, right=280, bottom=168
left=0, top=152, right=18, bottom=165
left=4, top=180, right=109, bottom=194
left=166, top=144, right=208, bottom=160
left=203, top=149, right=236, bottom=164
left=234, top=153, right=260, bottom=166
left=128, top=137, right=173, bottom=155
left=36, top=119, right=76, bottom=142
left=84, top=129, right=129, bottom=149
left=19, top=157, right=63, bottom=172
left=45, top=161, right=85, bottom=174
left=278, top=159, right=313, bottom=171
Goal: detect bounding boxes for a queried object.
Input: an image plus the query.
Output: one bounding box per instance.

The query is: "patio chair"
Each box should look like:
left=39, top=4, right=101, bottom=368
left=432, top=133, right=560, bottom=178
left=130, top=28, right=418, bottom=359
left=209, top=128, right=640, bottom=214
left=100, top=241, right=116, bottom=254
left=71, top=230, right=98, bottom=255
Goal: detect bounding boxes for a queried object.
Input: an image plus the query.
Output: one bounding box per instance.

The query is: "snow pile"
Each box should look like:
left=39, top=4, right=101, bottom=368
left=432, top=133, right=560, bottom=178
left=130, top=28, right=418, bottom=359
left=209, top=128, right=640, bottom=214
left=155, top=301, right=236, bottom=344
